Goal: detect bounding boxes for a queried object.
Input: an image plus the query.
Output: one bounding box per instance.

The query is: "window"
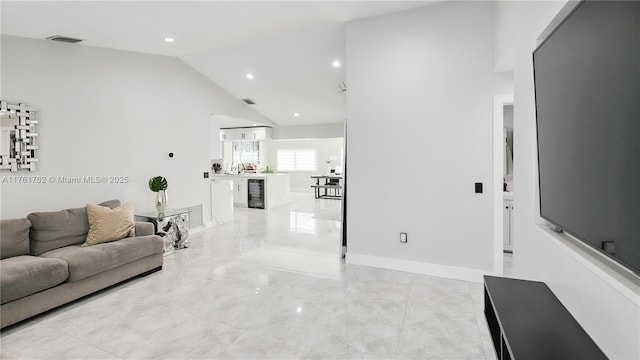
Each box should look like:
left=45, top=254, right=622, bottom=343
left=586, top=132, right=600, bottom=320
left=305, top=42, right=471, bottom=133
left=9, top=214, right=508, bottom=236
left=233, top=141, right=260, bottom=165
left=277, top=149, right=317, bottom=171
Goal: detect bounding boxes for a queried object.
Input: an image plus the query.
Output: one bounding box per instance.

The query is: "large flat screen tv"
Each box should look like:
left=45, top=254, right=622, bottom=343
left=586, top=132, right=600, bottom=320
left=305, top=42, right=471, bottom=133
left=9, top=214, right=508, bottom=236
left=533, top=0, right=640, bottom=276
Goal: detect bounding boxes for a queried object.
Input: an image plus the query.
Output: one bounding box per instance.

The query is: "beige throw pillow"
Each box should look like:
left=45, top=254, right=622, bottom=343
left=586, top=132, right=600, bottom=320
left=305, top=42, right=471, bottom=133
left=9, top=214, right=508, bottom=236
left=83, top=202, right=135, bottom=246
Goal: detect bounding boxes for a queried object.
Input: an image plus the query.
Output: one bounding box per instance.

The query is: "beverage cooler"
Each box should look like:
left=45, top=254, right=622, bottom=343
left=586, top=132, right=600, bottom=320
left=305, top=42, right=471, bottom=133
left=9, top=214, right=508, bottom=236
left=247, top=179, right=265, bottom=209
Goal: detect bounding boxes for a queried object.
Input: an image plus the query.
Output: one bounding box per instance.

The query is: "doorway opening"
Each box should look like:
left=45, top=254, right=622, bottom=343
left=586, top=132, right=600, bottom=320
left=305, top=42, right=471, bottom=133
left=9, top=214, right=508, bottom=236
left=492, top=95, right=514, bottom=276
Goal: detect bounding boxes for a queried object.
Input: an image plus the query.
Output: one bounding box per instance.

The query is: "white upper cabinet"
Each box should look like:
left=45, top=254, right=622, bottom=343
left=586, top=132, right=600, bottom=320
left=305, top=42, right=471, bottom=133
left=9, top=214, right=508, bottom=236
left=220, top=127, right=272, bottom=142
left=250, top=127, right=271, bottom=140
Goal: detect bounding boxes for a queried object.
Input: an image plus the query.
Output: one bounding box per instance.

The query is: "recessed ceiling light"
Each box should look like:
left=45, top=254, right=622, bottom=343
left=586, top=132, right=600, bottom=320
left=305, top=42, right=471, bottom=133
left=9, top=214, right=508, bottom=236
left=332, top=60, right=341, bottom=68
left=164, top=37, right=175, bottom=43
left=294, top=112, right=300, bottom=117
left=246, top=73, right=254, bottom=80
left=252, top=123, right=257, bottom=126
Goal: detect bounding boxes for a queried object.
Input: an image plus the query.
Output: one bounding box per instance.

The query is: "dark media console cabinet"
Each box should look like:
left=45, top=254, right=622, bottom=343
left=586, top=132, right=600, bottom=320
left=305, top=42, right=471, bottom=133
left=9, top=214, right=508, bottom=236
left=483, top=276, right=607, bottom=360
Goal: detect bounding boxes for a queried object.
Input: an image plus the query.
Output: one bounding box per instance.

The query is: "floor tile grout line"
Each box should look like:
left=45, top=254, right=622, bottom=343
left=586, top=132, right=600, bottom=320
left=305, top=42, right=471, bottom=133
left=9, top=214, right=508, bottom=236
left=342, top=264, right=367, bottom=299
left=302, top=344, right=314, bottom=360
left=468, top=281, right=492, bottom=360
left=393, top=278, right=413, bottom=360
left=38, top=321, right=126, bottom=360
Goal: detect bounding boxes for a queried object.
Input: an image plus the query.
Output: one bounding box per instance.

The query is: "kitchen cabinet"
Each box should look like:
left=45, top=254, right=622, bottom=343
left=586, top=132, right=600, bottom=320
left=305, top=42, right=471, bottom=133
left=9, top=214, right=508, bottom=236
left=210, top=179, right=233, bottom=225
left=220, top=129, right=237, bottom=141
left=220, top=127, right=272, bottom=142
left=211, top=174, right=290, bottom=209
left=250, top=127, right=271, bottom=140
left=503, top=199, right=513, bottom=252
left=233, top=177, right=248, bottom=206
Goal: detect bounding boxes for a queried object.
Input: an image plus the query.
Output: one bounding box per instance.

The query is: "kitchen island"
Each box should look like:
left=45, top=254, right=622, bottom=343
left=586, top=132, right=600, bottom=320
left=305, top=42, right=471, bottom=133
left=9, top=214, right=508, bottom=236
left=210, top=173, right=290, bottom=210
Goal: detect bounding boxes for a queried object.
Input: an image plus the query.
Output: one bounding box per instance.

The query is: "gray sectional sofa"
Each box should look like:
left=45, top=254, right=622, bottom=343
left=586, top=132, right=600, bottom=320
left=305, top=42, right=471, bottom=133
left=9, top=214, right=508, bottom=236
left=0, top=200, right=164, bottom=328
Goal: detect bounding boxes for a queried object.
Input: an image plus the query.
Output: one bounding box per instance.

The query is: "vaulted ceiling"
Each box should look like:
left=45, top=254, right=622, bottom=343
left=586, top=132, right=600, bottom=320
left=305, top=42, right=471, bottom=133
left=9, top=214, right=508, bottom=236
left=1, top=1, right=434, bottom=127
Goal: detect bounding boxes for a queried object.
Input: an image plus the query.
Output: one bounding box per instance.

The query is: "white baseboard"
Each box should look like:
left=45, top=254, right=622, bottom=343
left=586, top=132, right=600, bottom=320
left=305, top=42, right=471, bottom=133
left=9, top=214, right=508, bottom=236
left=345, top=252, right=495, bottom=283
left=189, top=226, right=206, bottom=235
left=190, top=222, right=215, bottom=235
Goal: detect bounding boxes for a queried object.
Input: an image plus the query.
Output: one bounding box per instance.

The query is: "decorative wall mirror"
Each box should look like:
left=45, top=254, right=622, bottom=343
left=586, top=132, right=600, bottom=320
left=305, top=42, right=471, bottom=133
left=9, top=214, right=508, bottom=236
left=0, top=101, right=39, bottom=171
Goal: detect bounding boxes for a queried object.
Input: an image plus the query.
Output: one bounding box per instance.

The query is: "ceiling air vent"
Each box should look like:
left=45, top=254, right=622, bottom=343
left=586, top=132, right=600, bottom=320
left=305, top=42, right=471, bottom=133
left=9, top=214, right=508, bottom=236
left=242, top=99, right=256, bottom=105
left=46, top=35, right=83, bottom=44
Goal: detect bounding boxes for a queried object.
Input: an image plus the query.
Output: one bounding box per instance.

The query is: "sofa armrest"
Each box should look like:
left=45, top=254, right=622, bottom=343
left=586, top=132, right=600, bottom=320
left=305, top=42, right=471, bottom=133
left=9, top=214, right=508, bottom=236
left=135, top=221, right=155, bottom=236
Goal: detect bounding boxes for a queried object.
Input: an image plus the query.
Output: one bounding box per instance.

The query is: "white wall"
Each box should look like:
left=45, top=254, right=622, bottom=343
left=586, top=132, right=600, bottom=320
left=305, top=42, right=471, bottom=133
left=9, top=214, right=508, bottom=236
left=265, top=138, right=343, bottom=192
left=503, top=1, right=640, bottom=358
left=0, top=35, right=269, bottom=222
left=345, top=1, right=511, bottom=281
left=493, top=0, right=519, bottom=73
left=272, top=123, right=344, bottom=140
left=503, top=105, right=513, bottom=130
left=221, top=141, right=233, bottom=172
left=209, top=115, right=222, bottom=160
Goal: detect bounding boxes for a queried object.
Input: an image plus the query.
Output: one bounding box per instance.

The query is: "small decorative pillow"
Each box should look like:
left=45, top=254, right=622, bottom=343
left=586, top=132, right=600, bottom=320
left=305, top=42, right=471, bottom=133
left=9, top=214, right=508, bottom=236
left=83, top=202, right=135, bottom=246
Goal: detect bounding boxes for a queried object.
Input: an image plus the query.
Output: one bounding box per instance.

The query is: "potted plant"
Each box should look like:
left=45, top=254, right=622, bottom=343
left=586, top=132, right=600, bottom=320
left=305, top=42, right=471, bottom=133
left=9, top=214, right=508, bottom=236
left=325, top=156, right=337, bottom=174
left=212, top=162, right=222, bottom=174
left=149, top=176, right=168, bottom=215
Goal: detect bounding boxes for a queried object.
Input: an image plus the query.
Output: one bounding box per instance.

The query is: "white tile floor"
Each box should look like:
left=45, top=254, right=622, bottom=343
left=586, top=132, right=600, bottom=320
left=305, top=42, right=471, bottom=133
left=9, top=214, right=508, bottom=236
left=0, top=193, right=497, bottom=360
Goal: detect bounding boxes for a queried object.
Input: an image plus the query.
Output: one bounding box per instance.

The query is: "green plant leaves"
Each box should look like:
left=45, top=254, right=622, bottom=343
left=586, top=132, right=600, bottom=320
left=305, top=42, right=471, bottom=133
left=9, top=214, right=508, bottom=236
left=148, top=176, right=168, bottom=192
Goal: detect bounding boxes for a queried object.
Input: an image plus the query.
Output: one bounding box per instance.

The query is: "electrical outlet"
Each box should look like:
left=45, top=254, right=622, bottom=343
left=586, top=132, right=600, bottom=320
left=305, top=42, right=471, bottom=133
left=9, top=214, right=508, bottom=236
left=203, top=172, right=209, bottom=179
left=400, top=232, right=408, bottom=243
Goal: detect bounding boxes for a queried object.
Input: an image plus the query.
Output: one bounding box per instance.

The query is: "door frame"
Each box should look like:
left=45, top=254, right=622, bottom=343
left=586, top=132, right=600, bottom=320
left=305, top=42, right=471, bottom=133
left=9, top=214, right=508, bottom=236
left=340, top=120, right=348, bottom=258
left=492, top=94, right=513, bottom=275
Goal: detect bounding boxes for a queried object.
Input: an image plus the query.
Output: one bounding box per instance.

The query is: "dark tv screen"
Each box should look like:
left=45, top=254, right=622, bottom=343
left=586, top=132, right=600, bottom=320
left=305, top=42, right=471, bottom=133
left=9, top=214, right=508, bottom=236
left=533, top=0, right=640, bottom=275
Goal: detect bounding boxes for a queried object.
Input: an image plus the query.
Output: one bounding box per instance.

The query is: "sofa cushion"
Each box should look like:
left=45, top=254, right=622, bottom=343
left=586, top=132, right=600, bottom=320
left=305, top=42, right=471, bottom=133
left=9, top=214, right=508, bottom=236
left=0, top=218, right=31, bottom=259
left=0, top=255, right=69, bottom=304
left=40, top=235, right=163, bottom=282
left=84, top=203, right=135, bottom=246
left=27, top=200, right=121, bottom=256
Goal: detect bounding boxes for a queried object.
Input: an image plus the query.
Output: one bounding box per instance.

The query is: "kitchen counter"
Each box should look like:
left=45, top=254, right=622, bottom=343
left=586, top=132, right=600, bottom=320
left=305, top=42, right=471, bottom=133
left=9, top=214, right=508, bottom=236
left=211, top=173, right=290, bottom=209
left=211, top=173, right=290, bottom=178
